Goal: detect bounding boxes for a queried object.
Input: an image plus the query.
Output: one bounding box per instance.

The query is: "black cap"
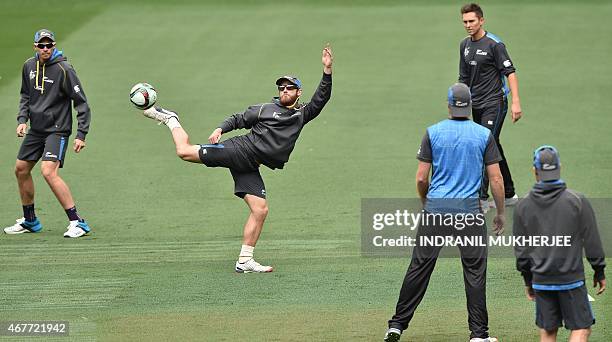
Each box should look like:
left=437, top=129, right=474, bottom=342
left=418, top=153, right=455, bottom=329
left=34, top=29, right=56, bottom=43
left=533, top=145, right=561, bottom=181
left=447, top=83, right=472, bottom=117
left=275, top=75, right=302, bottom=89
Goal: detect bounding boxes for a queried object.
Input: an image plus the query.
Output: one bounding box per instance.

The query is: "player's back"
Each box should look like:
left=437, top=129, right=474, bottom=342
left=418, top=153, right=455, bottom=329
left=426, top=118, right=490, bottom=201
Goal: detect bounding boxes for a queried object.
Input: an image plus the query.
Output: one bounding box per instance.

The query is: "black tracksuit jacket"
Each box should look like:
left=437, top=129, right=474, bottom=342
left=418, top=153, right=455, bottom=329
left=218, top=73, right=331, bottom=169
left=18, top=50, right=91, bottom=140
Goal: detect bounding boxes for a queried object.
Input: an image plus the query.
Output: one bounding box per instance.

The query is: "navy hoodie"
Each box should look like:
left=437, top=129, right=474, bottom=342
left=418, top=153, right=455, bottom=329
left=514, top=181, right=606, bottom=286
left=18, top=49, right=91, bottom=140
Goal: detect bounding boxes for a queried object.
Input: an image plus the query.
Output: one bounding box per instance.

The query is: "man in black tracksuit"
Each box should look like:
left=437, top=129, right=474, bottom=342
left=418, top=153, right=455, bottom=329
left=514, top=146, right=606, bottom=341
left=142, top=44, right=333, bottom=273
left=3, top=29, right=92, bottom=238
left=459, top=3, right=523, bottom=207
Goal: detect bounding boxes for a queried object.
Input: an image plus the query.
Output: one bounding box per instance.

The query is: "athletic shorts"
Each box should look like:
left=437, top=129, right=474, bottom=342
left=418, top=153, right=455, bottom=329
left=17, top=132, right=69, bottom=168
left=198, top=137, right=266, bottom=199
left=535, top=285, right=595, bottom=330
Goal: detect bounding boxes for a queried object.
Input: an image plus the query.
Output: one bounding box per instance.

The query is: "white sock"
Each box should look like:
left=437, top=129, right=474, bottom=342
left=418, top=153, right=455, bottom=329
left=166, top=117, right=182, bottom=130
left=238, top=245, right=254, bottom=263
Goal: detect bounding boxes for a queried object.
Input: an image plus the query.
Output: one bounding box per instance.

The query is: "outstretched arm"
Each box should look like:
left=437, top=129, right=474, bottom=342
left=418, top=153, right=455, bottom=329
left=209, top=105, right=262, bottom=143
left=303, top=44, right=333, bottom=123
left=322, top=43, right=333, bottom=75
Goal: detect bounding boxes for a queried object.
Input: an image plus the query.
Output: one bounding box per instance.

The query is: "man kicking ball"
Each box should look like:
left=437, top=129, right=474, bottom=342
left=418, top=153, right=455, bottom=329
left=141, top=44, right=333, bottom=273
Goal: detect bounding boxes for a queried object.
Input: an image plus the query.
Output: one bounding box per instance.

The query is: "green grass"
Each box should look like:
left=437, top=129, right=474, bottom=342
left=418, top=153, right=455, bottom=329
left=1, top=1, right=611, bottom=341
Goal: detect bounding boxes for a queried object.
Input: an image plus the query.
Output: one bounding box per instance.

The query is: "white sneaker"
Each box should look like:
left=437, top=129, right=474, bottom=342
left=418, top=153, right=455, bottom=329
left=63, top=220, right=91, bottom=238
left=235, top=259, right=273, bottom=273
left=384, top=328, right=402, bottom=341
left=143, top=106, right=179, bottom=125
left=4, top=217, right=43, bottom=234
left=470, top=338, right=498, bottom=342
left=479, top=200, right=490, bottom=214
left=505, top=194, right=519, bottom=206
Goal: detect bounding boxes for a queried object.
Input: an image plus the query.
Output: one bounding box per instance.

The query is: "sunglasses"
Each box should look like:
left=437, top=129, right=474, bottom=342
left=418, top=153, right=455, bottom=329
left=36, top=43, right=55, bottom=49
left=277, top=85, right=298, bottom=91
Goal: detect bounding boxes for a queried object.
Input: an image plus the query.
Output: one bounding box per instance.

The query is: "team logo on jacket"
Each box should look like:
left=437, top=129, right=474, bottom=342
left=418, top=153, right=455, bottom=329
left=74, top=85, right=80, bottom=93
left=29, top=71, right=36, bottom=80
left=503, top=60, right=512, bottom=67
left=272, top=112, right=281, bottom=120
left=476, top=49, right=488, bottom=56
left=464, top=47, right=470, bottom=57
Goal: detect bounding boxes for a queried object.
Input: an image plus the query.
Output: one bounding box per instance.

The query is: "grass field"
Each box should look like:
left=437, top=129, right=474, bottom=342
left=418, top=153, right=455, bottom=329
left=1, top=1, right=611, bottom=341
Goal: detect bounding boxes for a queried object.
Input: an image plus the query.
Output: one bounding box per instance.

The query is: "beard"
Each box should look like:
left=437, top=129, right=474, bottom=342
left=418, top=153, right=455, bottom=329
left=279, top=93, right=299, bottom=107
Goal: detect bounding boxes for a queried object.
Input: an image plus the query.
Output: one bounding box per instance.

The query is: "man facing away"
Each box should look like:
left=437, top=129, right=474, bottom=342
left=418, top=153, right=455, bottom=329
left=514, top=146, right=606, bottom=342
left=141, top=44, right=333, bottom=273
left=4, top=29, right=92, bottom=238
left=459, top=3, right=522, bottom=210
left=384, top=83, right=505, bottom=342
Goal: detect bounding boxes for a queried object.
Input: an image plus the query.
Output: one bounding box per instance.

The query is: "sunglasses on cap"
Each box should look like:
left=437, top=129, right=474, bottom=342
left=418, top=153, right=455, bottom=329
left=36, top=43, right=55, bottom=49
left=277, top=84, right=298, bottom=91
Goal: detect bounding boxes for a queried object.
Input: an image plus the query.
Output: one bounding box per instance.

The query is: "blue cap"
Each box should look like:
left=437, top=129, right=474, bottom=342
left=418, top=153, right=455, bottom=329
left=533, top=145, right=561, bottom=181
left=276, top=75, right=302, bottom=89
left=34, top=29, right=56, bottom=43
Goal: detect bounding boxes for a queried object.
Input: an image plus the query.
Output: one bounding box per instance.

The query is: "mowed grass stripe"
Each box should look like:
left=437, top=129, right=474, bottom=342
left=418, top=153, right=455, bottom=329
left=0, top=239, right=358, bottom=265
left=0, top=253, right=360, bottom=265
left=0, top=278, right=131, bottom=311
left=0, top=239, right=352, bottom=248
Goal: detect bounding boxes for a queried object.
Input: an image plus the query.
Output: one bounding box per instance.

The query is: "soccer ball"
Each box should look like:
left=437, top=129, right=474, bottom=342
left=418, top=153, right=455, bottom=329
left=129, top=83, right=157, bottom=109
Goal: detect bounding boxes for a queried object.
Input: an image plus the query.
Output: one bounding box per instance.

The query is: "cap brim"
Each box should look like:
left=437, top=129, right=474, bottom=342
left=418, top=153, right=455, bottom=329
left=450, top=105, right=471, bottom=117
left=35, top=37, right=55, bottom=43
left=539, top=169, right=561, bottom=181
left=275, top=77, right=299, bottom=87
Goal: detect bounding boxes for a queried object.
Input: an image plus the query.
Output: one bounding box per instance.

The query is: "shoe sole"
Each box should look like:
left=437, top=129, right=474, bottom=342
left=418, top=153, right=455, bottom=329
left=235, top=267, right=273, bottom=274
left=4, top=227, right=42, bottom=234
left=4, top=229, right=31, bottom=234
left=64, top=229, right=89, bottom=238
left=384, top=332, right=401, bottom=342
left=488, top=198, right=519, bottom=209
left=489, top=200, right=519, bottom=208
left=64, top=232, right=88, bottom=238
left=505, top=199, right=519, bottom=207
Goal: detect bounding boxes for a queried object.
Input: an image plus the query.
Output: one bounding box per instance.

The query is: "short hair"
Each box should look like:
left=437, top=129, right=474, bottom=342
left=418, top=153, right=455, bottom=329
left=461, top=3, right=484, bottom=18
